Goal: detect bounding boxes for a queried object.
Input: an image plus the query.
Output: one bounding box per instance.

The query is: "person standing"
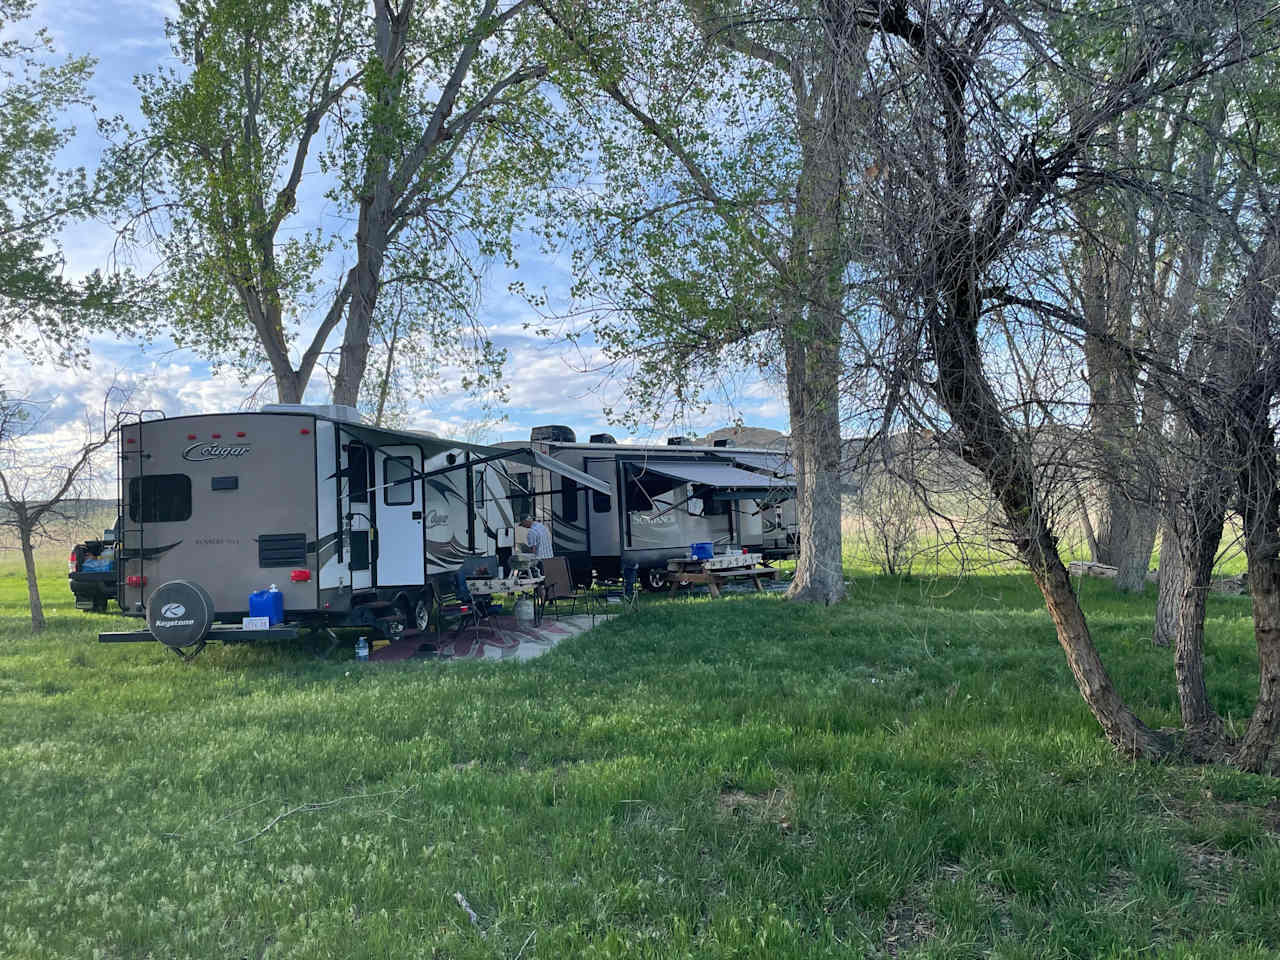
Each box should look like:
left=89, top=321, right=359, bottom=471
left=520, top=515, right=553, bottom=573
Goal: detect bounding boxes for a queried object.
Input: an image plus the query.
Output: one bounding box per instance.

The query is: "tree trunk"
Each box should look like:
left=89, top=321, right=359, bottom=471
left=1226, top=215, right=1280, bottom=773
left=1236, top=443, right=1280, bottom=773
left=928, top=232, right=1170, bottom=759
left=1171, top=498, right=1228, bottom=733
left=784, top=328, right=846, bottom=606
left=1152, top=522, right=1182, bottom=647
left=19, top=523, right=45, bottom=633
left=1113, top=501, right=1157, bottom=592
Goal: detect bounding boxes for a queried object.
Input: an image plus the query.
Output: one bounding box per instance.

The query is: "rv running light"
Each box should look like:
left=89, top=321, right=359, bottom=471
left=187, top=434, right=197, bottom=440
left=300, top=428, right=311, bottom=435
left=236, top=431, right=246, bottom=437
left=289, top=569, right=311, bottom=582
left=126, top=438, right=136, bottom=444
left=211, top=433, right=221, bottom=438
left=126, top=575, right=146, bottom=587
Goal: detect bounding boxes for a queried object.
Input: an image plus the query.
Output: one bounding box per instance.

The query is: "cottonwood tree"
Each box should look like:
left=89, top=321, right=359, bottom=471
left=0, top=0, right=135, bottom=362
left=114, top=0, right=558, bottom=406
left=539, top=0, right=871, bottom=603
left=0, top=392, right=119, bottom=632
left=846, top=0, right=1277, bottom=767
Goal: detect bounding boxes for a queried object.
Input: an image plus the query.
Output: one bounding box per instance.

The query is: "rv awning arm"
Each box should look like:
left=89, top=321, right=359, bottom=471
left=488, top=446, right=613, bottom=497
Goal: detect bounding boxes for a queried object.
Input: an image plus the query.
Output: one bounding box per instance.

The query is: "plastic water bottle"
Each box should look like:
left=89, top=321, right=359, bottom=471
left=355, top=636, right=369, bottom=661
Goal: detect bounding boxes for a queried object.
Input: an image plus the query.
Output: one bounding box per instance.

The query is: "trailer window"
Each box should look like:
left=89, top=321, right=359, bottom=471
left=509, top=472, right=533, bottom=522
left=561, top=477, right=579, bottom=524
left=384, top=456, right=415, bottom=506
left=695, top=485, right=727, bottom=516
left=128, top=474, right=192, bottom=523
left=347, top=443, right=369, bottom=503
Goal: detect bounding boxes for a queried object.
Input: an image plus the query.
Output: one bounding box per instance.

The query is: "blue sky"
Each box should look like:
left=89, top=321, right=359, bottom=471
left=4, top=0, right=789, bottom=456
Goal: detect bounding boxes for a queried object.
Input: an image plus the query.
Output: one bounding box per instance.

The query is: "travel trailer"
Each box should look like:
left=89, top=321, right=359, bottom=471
left=101, top=405, right=608, bottom=651
left=498, top=427, right=797, bottom=590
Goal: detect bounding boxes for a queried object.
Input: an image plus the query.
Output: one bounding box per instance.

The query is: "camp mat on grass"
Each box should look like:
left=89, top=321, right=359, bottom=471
left=371, top=614, right=607, bottom=663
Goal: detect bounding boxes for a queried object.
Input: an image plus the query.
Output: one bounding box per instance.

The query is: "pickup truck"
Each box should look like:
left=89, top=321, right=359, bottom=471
left=68, top=525, right=120, bottom=613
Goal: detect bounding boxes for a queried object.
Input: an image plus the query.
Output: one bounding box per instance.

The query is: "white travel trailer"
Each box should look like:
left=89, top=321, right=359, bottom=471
left=100, top=405, right=608, bottom=653
left=497, top=426, right=797, bottom=591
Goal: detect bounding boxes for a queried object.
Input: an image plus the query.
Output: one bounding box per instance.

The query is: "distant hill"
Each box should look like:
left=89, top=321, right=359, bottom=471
left=696, top=426, right=789, bottom=450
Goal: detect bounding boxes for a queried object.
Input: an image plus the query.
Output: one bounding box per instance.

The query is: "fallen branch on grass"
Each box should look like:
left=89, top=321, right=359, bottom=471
left=454, top=891, right=486, bottom=938
left=236, top=788, right=411, bottom=844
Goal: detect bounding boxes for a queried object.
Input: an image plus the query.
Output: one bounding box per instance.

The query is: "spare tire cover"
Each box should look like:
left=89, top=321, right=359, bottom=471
left=146, top=580, right=215, bottom=647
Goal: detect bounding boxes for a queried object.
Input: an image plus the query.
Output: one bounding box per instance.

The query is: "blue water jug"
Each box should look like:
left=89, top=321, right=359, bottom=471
left=249, top=584, right=285, bottom=625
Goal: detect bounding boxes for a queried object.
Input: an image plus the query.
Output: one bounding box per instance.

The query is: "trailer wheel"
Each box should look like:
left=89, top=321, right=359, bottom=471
left=642, top=567, right=672, bottom=592
left=413, top=592, right=434, bottom=633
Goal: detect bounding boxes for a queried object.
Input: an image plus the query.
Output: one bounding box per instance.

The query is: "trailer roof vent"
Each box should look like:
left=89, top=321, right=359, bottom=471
left=530, top=424, right=576, bottom=443
left=666, top=436, right=693, bottom=446
left=713, top=438, right=733, bottom=447
left=589, top=433, right=617, bottom=444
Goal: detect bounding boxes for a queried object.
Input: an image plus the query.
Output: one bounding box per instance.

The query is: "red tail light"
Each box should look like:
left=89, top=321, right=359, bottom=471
left=289, top=569, right=311, bottom=582
left=126, top=575, right=146, bottom=587
left=68, top=549, right=77, bottom=574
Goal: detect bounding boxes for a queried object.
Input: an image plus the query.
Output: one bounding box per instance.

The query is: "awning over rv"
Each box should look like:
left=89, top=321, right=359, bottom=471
left=335, top=424, right=612, bottom=498
left=637, top=460, right=795, bottom=500
left=718, top=451, right=796, bottom=478
left=494, top=446, right=612, bottom=497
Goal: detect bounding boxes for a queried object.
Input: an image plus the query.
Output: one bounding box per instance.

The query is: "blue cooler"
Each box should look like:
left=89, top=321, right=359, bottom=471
left=691, top=542, right=714, bottom=560
left=249, top=585, right=284, bottom=625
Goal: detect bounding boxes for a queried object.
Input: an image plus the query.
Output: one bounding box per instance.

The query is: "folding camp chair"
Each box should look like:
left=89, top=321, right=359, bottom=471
left=433, top=571, right=496, bottom=644
left=540, top=557, right=599, bottom=624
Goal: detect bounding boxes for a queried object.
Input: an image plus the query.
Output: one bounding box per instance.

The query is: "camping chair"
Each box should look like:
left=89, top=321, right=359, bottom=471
left=433, top=572, right=496, bottom=644
left=540, top=557, right=599, bottom=624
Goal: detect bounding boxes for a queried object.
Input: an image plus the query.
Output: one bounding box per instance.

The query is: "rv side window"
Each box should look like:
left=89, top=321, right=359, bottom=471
left=509, top=472, right=533, bottom=522
left=384, top=457, right=415, bottom=506
left=697, top=485, right=726, bottom=516
left=347, top=443, right=369, bottom=503
left=593, top=486, right=610, bottom=513
left=128, top=474, right=192, bottom=523
left=561, top=477, right=579, bottom=524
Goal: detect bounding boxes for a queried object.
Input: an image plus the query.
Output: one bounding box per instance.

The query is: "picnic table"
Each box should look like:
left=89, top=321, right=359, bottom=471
left=465, top=574, right=546, bottom=625
left=665, top=553, right=778, bottom=598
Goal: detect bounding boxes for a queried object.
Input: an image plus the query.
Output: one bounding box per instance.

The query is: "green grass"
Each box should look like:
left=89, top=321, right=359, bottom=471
left=2, top=555, right=1279, bottom=958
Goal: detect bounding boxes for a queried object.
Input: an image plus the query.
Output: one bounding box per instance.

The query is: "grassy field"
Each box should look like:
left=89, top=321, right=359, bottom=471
left=3, top=554, right=1280, bottom=958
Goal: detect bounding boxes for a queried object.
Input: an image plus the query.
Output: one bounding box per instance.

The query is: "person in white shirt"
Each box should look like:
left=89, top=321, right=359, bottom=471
left=520, top=516, right=553, bottom=570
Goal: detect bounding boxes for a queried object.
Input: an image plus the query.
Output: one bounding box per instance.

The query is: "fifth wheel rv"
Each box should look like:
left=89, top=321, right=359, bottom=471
left=499, top=426, right=797, bottom=591
left=99, top=405, right=609, bottom=656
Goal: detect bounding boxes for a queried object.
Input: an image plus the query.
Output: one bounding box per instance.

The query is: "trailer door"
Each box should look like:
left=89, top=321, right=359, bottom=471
left=340, top=436, right=374, bottom=591
left=586, top=458, right=620, bottom=559
left=375, top=444, right=425, bottom=587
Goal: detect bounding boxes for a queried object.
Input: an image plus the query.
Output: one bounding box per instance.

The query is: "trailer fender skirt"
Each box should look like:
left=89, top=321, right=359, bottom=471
left=146, top=580, right=216, bottom=647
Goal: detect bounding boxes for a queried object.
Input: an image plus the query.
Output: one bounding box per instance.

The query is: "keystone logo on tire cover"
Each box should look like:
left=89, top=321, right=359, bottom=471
left=161, top=602, right=186, bottom=618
